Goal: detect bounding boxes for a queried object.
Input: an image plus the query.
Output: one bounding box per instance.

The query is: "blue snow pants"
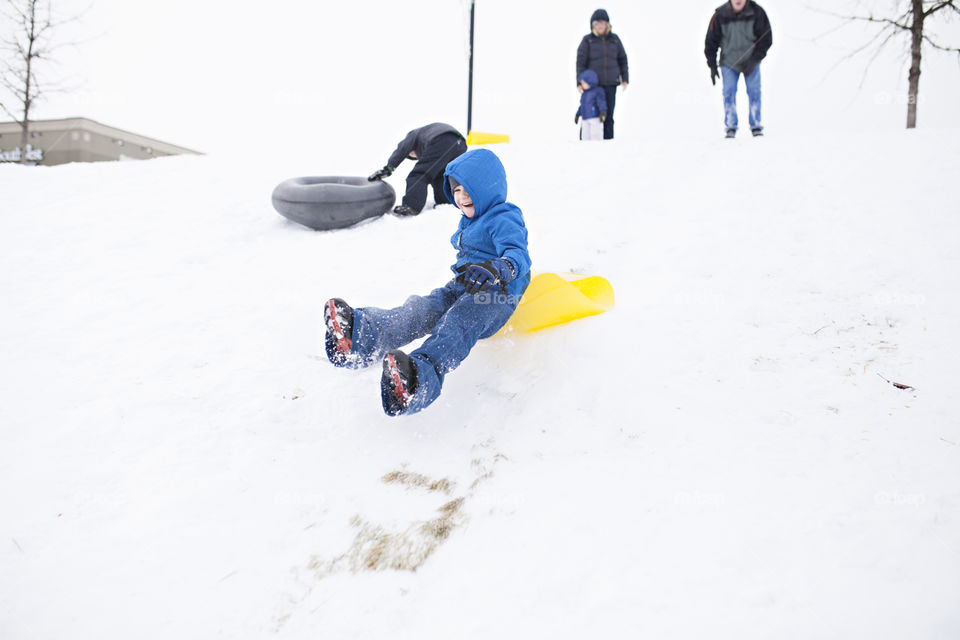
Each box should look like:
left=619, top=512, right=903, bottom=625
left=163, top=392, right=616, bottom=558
left=350, top=274, right=529, bottom=414
left=721, top=65, right=762, bottom=132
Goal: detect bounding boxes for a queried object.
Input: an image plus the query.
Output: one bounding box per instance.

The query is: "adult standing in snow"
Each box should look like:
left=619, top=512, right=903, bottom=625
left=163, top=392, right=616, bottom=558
left=576, top=9, right=629, bottom=140
left=368, top=122, right=467, bottom=216
left=704, top=0, right=773, bottom=138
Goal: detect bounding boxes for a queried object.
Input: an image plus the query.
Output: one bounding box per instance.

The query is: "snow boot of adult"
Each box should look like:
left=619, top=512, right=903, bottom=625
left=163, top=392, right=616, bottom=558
left=324, top=297, right=355, bottom=367
left=725, top=129, right=737, bottom=139
left=751, top=128, right=764, bottom=137
left=381, top=349, right=419, bottom=416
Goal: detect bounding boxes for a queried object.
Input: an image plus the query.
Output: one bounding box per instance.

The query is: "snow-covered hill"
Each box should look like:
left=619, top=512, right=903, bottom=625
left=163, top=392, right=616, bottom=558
left=2, top=129, right=959, bottom=639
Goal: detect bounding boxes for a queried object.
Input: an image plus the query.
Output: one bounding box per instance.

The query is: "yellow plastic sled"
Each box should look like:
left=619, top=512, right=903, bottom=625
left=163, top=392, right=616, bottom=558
left=466, top=131, right=510, bottom=145
left=497, top=272, right=615, bottom=335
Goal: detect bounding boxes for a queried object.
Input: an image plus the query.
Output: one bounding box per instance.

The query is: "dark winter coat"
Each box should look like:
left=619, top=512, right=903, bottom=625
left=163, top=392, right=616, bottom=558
left=704, top=1, right=773, bottom=74
left=442, top=149, right=531, bottom=299
left=576, top=30, right=629, bottom=87
left=576, top=70, right=608, bottom=120
left=387, top=122, right=464, bottom=170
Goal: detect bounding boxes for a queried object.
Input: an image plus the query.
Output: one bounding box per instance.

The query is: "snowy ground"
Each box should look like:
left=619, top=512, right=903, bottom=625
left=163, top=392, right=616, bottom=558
left=2, top=128, right=959, bottom=639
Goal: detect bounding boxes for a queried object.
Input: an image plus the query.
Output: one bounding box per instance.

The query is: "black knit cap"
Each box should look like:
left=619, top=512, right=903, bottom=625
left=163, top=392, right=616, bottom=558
left=448, top=176, right=461, bottom=191
left=591, top=9, right=609, bottom=24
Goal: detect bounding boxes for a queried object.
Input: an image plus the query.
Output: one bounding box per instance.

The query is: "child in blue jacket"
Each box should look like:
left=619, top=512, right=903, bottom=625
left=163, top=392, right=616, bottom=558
left=324, top=148, right=532, bottom=416
left=575, top=69, right=608, bottom=141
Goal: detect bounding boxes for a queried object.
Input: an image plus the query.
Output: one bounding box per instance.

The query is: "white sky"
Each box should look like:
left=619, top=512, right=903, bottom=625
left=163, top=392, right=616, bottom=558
left=7, top=0, right=960, bottom=156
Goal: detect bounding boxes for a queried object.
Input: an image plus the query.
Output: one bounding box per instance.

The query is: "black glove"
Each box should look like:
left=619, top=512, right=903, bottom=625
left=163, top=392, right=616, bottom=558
left=710, top=65, right=719, bottom=86
left=393, top=205, right=417, bottom=216
left=455, top=259, right=514, bottom=294
left=600, top=110, right=607, bottom=122
left=368, top=166, right=393, bottom=181
left=574, top=112, right=580, bottom=124
left=742, top=58, right=759, bottom=78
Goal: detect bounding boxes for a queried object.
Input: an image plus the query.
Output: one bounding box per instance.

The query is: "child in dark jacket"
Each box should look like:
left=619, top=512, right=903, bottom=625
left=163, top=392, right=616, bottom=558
left=325, top=149, right=532, bottom=416
left=575, top=70, right=608, bottom=141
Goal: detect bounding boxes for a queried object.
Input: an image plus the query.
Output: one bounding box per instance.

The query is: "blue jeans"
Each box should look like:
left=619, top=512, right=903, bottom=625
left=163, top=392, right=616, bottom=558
left=350, top=275, right=529, bottom=414
left=721, top=65, right=762, bottom=132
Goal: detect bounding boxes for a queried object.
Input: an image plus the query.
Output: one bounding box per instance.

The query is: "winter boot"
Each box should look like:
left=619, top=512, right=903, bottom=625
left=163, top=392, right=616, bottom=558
left=725, top=129, right=737, bottom=139
left=324, top=298, right=355, bottom=366
left=393, top=205, right=418, bottom=216
left=381, top=350, right=418, bottom=416
left=751, top=128, right=764, bottom=137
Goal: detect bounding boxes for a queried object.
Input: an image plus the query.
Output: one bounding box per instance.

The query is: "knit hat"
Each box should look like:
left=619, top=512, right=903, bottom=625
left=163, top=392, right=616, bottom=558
left=448, top=176, right=461, bottom=192
left=591, top=9, right=609, bottom=24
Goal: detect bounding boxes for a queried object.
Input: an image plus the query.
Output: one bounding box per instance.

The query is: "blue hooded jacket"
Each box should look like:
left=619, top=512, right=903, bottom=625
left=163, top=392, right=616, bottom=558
left=442, top=149, right=531, bottom=298
left=576, top=69, right=608, bottom=120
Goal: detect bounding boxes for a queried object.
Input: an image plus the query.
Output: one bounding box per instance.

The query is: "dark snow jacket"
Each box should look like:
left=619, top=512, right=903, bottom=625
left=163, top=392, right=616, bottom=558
left=576, top=70, right=608, bottom=120
left=705, top=1, right=773, bottom=74
left=442, top=149, right=531, bottom=299
left=576, top=30, right=629, bottom=87
left=387, top=122, right=464, bottom=170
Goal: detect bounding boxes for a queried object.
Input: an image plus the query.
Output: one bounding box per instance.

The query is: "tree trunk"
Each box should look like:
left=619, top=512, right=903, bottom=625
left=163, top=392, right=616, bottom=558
left=19, top=0, right=37, bottom=163
left=906, top=0, right=924, bottom=129
left=19, top=104, right=30, bottom=163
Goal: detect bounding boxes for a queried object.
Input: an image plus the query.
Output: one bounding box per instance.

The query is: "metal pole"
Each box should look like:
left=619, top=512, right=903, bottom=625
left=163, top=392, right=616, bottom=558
left=467, top=0, right=475, bottom=135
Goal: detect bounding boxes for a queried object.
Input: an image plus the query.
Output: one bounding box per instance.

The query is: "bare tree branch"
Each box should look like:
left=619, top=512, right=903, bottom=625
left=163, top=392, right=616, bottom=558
left=857, top=26, right=904, bottom=89
left=0, top=0, right=86, bottom=162
left=923, top=34, right=960, bottom=52
left=804, top=2, right=913, bottom=31
left=846, top=14, right=912, bottom=31
left=809, top=0, right=960, bottom=128
left=0, top=101, right=22, bottom=122
left=817, top=19, right=899, bottom=91
left=924, top=1, right=957, bottom=17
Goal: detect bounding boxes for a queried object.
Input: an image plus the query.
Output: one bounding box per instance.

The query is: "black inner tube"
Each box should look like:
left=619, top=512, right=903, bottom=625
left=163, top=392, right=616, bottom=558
left=271, top=176, right=396, bottom=231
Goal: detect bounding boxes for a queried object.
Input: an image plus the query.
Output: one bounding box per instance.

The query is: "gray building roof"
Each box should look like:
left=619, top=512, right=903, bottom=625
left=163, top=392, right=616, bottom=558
left=0, top=117, right=202, bottom=166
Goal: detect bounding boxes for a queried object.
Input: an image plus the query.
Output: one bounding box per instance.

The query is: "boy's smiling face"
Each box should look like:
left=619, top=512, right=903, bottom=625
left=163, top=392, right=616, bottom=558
left=453, top=185, right=475, bottom=218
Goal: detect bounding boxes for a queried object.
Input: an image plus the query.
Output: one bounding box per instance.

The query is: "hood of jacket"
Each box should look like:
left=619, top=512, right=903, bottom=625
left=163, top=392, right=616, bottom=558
left=442, top=148, right=507, bottom=218
left=577, top=69, right=600, bottom=88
